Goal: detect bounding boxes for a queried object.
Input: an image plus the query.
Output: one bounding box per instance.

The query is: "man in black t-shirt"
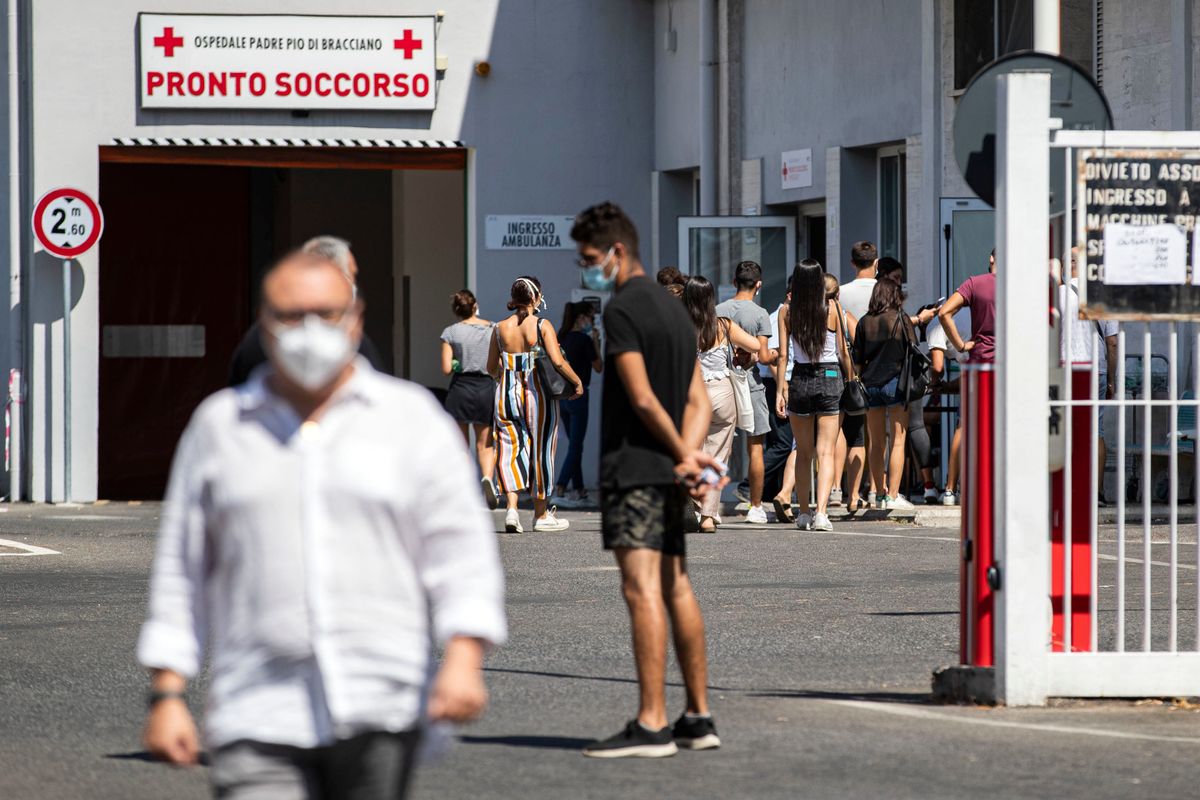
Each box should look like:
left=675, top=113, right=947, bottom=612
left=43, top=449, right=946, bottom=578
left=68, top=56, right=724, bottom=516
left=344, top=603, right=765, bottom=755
left=572, top=202, right=725, bottom=759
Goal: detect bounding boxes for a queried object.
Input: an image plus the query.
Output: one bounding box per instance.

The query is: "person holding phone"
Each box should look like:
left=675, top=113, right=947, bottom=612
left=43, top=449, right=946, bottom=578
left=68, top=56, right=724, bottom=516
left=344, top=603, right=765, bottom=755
left=572, top=202, right=726, bottom=759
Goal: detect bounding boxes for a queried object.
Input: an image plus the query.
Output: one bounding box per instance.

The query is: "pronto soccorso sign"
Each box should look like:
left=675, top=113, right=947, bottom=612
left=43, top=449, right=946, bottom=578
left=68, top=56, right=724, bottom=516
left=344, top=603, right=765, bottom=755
left=137, top=13, right=437, bottom=111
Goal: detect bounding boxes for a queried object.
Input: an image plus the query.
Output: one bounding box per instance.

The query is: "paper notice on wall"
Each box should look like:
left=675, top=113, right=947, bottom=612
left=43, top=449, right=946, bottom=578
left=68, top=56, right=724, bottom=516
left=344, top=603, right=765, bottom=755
left=1102, top=223, right=1187, bottom=285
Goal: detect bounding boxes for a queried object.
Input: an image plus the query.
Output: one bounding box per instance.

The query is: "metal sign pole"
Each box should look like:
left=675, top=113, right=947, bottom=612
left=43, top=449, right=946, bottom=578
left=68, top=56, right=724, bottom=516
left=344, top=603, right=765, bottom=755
left=62, top=258, right=70, bottom=503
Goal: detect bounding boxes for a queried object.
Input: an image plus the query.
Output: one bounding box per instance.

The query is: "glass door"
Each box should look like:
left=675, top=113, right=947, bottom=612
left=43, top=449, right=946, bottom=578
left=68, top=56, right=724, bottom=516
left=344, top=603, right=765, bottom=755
left=677, top=216, right=797, bottom=310
left=940, top=197, right=994, bottom=298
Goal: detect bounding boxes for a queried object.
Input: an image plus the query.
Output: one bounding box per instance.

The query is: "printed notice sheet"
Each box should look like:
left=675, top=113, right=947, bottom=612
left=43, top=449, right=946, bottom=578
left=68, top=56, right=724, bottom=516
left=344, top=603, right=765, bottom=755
left=1102, top=223, right=1187, bottom=285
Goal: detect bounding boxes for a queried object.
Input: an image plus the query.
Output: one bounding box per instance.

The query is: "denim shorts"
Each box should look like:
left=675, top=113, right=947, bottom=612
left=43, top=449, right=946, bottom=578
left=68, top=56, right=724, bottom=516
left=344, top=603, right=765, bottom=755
left=787, top=363, right=843, bottom=417
left=865, top=375, right=903, bottom=408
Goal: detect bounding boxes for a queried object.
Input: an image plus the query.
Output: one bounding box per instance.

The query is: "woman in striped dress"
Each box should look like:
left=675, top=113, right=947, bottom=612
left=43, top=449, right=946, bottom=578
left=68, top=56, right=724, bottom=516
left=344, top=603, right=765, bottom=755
left=487, top=276, right=584, bottom=533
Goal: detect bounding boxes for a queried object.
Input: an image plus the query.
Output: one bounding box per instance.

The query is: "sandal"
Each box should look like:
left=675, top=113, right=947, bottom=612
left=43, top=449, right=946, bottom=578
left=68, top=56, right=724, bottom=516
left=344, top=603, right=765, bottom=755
left=771, top=497, right=795, bottom=524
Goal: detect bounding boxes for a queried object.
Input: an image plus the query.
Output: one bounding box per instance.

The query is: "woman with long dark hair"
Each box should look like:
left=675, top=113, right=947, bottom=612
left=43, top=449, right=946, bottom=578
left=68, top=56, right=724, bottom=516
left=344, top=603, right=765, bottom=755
left=683, top=276, right=768, bottom=532
left=774, top=259, right=853, bottom=531
left=552, top=301, right=603, bottom=506
left=851, top=277, right=916, bottom=511
left=487, top=276, right=584, bottom=533
left=440, top=289, right=499, bottom=505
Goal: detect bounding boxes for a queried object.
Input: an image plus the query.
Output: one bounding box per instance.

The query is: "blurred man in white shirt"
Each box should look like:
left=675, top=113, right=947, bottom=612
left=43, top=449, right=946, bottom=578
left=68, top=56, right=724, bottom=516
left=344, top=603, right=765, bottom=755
left=138, top=250, right=506, bottom=799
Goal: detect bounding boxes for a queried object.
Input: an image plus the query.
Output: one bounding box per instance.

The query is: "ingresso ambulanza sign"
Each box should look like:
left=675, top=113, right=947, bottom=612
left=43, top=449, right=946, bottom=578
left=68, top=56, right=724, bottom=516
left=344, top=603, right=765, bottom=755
left=137, top=13, right=437, bottom=111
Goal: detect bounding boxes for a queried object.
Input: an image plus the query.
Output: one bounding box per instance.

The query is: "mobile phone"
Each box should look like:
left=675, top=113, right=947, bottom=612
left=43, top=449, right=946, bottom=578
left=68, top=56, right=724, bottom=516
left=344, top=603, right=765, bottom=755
left=691, top=460, right=728, bottom=488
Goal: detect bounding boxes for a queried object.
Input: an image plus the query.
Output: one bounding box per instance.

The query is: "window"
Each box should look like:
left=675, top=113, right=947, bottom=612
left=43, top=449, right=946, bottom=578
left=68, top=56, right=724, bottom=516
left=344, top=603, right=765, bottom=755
left=878, top=148, right=906, bottom=264
left=954, top=0, right=1095, bottom=90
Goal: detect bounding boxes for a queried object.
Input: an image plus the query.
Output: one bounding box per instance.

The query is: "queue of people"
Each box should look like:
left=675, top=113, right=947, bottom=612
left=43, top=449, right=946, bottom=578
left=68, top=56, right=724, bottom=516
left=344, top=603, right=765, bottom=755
left=651, top=240, right=999, bottom=531
left=435, top=235, right=1003, bottom=535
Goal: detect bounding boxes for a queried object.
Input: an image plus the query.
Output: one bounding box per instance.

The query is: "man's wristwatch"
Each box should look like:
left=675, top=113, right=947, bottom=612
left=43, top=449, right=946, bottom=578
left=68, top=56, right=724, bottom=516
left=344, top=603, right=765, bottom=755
left=147, top=689, right=186, bottom=709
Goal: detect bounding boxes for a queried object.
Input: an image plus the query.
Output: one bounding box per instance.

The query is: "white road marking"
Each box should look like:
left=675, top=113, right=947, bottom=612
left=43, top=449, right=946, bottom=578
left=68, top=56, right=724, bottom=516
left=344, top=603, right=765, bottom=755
left=1097, top=553, right=1197, bottom=571
left=829, top=699, right=1200, bottom=743
left=42, top=514, right=139, bottom=521
left=805, top=529, right=959, bottom=543
left=0, top=538, right=60, bottom=556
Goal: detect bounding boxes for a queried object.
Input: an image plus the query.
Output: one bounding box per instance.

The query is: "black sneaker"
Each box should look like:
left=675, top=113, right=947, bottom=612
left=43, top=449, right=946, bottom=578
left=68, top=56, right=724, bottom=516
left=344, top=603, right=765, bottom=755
left=672, top=713, right=721, bottom=750
left=582, top=720, right=678, bottom=758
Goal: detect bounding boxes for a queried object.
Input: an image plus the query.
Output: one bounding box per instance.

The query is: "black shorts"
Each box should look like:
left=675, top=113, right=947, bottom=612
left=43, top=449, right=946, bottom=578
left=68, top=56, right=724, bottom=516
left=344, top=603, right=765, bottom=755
left=601, top=483, right=689, bottom=556
left=842, top=412, right=866, bottom=448
left=444, top=373, right=496, bottom=426
left=787, top=363, right=843, bottom=417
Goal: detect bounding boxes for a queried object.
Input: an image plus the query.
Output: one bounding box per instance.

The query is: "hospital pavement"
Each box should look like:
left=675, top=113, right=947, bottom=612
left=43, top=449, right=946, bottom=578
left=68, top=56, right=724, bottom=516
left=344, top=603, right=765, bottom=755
left=0, top=502, right=1196, bottom=800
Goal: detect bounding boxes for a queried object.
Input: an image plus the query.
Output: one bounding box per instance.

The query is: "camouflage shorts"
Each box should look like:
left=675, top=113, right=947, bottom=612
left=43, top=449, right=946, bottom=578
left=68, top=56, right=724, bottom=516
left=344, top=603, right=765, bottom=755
left=601, top=483, right=689, bottom=556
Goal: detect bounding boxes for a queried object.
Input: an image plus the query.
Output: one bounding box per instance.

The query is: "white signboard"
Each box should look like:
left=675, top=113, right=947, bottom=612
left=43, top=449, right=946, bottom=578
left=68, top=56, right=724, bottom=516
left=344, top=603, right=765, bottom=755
left=138, top=13, right=437, bottom=110
left=781, top=148, right=813, bottom=190
left=1102, top=223, right=1187, bottom=285
left=485, top=216, right=576, bottom=250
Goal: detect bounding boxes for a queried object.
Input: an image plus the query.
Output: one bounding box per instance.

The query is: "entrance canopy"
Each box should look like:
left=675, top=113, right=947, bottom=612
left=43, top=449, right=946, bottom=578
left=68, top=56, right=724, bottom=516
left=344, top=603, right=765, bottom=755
left=102, top=137, right=467, bottom=170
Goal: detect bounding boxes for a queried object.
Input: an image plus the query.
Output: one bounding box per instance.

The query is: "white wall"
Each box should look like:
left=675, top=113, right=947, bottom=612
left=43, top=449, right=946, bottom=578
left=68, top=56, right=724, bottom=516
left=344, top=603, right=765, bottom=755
left=395, top=169, right=466, bottom=390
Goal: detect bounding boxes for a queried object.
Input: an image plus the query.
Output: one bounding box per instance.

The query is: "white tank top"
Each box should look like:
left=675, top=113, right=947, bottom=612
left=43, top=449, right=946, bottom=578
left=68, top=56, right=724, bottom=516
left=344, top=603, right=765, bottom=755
left=792, top=329, right=839, bottom=365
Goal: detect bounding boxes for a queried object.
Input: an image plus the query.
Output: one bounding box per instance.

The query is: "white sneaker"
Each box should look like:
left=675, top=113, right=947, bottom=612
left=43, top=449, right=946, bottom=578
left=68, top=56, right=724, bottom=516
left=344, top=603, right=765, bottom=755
left=922, top=487, right=939, bottom=504
left=887, top=495, right=916, bottom=511
left=795, top=512, right=813, bottom=531
left=534, top=507, right=570, bottom=532
left=481, top=477, right=500, bottom=509
left=828, top=488, right=844, bottom=507
left=867, top=491, right=877, bottom=509
left=810, top=512, right=833, bottom=531
left=874, top=493, right=888, bottom=509
left=745, top=505, right=768, bottom=524
left=941, top=491, right=959, bottom=506
left=504, top=508, right=523, bottom=533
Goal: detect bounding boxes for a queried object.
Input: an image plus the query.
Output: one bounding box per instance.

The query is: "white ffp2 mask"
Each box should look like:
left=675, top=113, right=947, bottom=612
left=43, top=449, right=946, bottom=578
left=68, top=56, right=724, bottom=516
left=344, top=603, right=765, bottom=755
left=266, top=315, right=356, bottom=391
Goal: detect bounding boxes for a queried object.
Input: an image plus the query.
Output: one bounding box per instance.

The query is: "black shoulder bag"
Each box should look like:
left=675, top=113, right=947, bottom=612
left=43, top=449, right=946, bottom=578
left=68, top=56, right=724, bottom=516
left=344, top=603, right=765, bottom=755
left=836, top=303, right=868, bottom=416
left=534, top=319, right=573, bottom=399
left=896, top=312, right=932, bottom=404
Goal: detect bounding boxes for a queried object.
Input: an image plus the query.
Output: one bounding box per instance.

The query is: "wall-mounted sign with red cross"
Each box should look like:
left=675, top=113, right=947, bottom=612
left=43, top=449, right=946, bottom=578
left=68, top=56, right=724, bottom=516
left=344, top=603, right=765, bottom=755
left=138, top=13, right=437, bottom=111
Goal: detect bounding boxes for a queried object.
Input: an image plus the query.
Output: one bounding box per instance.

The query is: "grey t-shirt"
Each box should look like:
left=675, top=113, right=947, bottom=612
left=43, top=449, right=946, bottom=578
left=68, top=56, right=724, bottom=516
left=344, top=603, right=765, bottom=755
left=440, top=321, right=494, bottom=374
left=716, top=297, right=771, bottom=386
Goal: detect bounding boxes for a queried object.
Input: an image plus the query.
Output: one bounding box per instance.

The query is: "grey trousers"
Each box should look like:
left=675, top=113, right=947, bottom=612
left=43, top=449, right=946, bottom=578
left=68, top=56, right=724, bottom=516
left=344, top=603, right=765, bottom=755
left=211, top=730, right=421, bottom=800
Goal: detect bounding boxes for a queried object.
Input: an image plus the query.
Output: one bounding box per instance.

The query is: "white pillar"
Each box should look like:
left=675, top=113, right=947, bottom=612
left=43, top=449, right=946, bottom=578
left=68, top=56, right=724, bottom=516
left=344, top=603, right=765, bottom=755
left=994, top=71, right=1052, bottom=706
left=1033, top=0, right=1059, bottom=54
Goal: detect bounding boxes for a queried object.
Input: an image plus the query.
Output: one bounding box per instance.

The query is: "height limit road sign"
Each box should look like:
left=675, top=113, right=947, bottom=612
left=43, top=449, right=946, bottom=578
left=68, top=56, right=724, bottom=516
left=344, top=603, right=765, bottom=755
left=32, top=187, right=103, bottom=258
left=31, top=186, right=102, bottom=503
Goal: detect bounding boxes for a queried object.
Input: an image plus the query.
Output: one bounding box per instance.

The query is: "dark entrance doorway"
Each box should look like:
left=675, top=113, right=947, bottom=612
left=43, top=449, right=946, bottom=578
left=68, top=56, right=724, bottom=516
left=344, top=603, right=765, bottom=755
left=98, top=163, right=251, bottom=498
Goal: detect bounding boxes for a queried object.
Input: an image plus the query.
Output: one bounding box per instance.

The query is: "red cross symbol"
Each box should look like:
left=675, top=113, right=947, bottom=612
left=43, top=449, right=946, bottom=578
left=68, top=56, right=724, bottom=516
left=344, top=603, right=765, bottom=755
left=153, top=27, right=184, bottom=58
left=393, top=29, right=423, bottom=59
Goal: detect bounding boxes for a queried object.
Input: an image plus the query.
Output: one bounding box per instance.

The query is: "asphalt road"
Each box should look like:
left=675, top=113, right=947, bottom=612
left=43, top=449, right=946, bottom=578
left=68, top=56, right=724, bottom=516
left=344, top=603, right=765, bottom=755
left=0, top=503, right=1197, bottom=800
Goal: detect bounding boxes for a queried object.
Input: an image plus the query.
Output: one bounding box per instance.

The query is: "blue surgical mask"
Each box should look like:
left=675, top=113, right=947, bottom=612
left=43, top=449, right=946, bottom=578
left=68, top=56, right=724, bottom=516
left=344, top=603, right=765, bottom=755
left=581, top=322, right=594, bottom=335
left=580, top=248, right=617, bottom=292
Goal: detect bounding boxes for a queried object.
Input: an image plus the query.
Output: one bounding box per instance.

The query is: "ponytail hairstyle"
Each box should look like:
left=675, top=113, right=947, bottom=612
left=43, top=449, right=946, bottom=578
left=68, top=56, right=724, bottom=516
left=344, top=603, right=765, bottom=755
left=787, top=259, right=828, bottom=363
left=450, top=289, right=477, bottom=320
left=508, top=275, right=543, bottom=312
left=683, top=275, right=720, bottom=351
left=822, top=273, right=840, bottom=301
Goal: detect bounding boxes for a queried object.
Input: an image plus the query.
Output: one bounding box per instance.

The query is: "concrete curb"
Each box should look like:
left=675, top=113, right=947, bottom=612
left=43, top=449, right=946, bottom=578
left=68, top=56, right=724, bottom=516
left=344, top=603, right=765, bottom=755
left=932, top=665, right=997, bottom=705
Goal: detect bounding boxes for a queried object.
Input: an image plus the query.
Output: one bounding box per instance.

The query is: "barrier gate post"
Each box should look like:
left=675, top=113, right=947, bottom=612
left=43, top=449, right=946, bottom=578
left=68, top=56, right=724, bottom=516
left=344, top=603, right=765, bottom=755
left=960, top=364, right=996, bottom=667
left=1049, top=365, right=1094, bottom=652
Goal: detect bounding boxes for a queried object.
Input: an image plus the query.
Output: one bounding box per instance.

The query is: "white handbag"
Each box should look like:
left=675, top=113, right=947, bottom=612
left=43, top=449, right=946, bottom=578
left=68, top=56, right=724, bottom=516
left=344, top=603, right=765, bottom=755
left=725, top=326, right=756, bottom=432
